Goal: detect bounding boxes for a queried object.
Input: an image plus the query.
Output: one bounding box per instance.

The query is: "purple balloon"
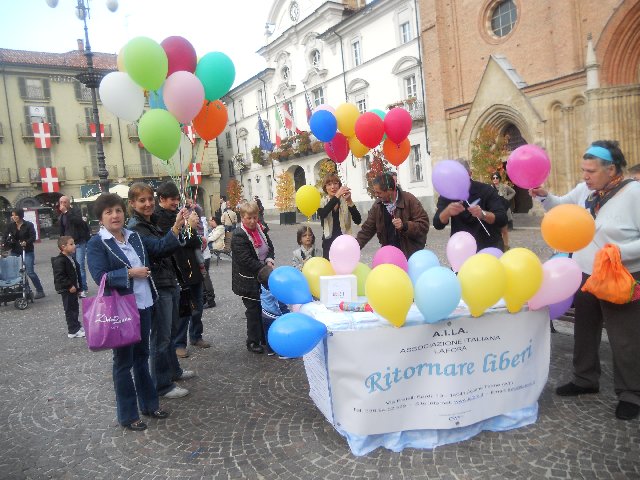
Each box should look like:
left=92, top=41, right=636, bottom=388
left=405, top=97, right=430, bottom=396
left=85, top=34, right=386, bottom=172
left=432, top=160, right=470, bottom=201
left=478, top=247, right=503, bottom=258
left=548, top=294, right=574, bottom=320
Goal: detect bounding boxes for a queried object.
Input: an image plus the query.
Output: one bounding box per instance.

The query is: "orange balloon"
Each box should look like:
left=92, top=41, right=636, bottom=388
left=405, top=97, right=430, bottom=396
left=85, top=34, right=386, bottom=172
left=383, top=138, right=411, bottom=166
left=192, top=100, right=228, bottom=141
left=541, top=204, right=596, bottom=253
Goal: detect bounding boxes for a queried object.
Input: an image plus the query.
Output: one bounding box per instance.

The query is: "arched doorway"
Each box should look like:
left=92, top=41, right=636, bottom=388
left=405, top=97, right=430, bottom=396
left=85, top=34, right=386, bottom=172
left=293, top=165, right=306, bottom=190
left=502, top=124, right=532, bottom=213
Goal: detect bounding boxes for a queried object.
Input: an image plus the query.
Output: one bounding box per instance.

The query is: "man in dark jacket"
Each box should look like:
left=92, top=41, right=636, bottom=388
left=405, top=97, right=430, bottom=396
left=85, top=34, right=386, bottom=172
left=433, top=159, right=508, bottom=251
left=356, top=173, right=430, bottom=259
left=155, top=182, right=210, bottom=359
left=59, top=196, right=91, bottom=297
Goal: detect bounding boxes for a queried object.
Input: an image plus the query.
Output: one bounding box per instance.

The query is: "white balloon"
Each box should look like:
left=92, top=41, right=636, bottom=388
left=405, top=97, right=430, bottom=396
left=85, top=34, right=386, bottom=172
left=45, top=0, right=59, bottom=7
left=105, top=0, right=119, bottom=12
left=98, top=72, right=145, bottom=122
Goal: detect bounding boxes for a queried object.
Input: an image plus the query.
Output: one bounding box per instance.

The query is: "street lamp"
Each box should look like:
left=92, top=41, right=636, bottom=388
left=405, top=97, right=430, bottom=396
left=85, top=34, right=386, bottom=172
left=47, top=0, right=118, bottom=192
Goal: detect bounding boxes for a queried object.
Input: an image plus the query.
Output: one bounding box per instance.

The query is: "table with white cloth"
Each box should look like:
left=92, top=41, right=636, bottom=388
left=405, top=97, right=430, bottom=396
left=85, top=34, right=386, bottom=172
left=300, top=301, right=550, bottom=456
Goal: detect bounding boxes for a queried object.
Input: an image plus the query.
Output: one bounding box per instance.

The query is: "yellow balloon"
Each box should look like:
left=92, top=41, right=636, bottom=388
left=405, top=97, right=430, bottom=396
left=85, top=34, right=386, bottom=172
left=499, top=248, right=543, bottom=313
left=117, top=46, right=127, bottom=72
left=295, top=185, right=321, bottom=217
left=365, top=264, right=413, bottom=327
left=348, top=135, right=370, bottom=158
left=458, top=254, right=506, bottom=317
left=335, top=103, right=360, bottom=137
left=302, top=257, right=335, bottom=298
left=352, top=262, right=371, bottom=296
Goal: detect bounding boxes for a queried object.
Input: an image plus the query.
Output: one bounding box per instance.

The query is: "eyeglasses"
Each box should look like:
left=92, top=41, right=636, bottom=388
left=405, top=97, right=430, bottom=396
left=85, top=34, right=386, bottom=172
left=491, top=176, right=500, bottom=180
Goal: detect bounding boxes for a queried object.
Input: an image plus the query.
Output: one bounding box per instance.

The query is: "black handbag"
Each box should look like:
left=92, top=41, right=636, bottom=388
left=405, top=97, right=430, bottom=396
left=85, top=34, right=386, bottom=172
left=178, top=286, right=193, bottom=318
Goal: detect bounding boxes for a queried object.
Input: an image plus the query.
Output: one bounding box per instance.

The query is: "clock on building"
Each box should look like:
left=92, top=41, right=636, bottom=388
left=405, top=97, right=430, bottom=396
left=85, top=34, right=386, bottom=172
left=289, top=1, right=299, bottom=22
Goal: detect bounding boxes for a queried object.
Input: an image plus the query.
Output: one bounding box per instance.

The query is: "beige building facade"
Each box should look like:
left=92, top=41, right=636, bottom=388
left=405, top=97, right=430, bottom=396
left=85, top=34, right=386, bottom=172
left=0, top=43, right=220, bottom=222
left=420, top=0, right=640, bottom=211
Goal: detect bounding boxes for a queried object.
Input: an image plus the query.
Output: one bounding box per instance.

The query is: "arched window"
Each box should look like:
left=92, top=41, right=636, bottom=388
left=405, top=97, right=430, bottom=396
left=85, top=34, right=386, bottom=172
left=310, top=49, right=321, bottom=67
left=491, top=0, right=517, bottom=37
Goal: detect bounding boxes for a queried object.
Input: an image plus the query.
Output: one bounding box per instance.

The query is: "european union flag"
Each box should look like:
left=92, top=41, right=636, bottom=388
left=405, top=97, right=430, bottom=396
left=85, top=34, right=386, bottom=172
left=258, top=114, right=274, bottom=151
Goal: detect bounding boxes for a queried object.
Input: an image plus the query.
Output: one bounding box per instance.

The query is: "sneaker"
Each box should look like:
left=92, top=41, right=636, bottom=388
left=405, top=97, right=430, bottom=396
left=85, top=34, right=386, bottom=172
left=265, top=345, right=276, bottom=356
left=67, top=328, right=85, bottom=339
left=34, top=291, right=45, bottom=299
left=176, top=347, right=189, bottom=358
left=192, top=339, right=211, bottom=348
left=555, top=382, right=599, bottom=396
left=161, top=385, right=189, bottom=399
left=177, top=370, right=196, bottom=380
left=79, top=291, right=88, bottom=298
left=278, top=355, right=292, bottom=360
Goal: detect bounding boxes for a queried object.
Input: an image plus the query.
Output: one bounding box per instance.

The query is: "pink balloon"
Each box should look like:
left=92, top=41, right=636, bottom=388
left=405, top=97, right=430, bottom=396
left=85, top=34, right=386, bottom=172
left=446, top=231, right=477, bottom=272
left=163, top=71, right=205, bottom=124
left=528, top=257, right=582, bottom=310
left=478, top=247, right=503, bottom=258
left=329, top=235, right=361, bottom=275
left=506, top=144, right=551, bottom=189
left=314, top=104, right=335, bottom=114
left=324, top=132, right=349, bottom=163
left=383, top=108, right=412, bottom=144
left=161, top=36, right=197, bottom=76
left=372, top=245, right=408, bottom=271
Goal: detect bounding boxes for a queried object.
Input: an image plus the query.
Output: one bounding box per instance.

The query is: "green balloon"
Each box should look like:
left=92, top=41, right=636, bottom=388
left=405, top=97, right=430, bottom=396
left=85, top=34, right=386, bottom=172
left=138, top=109, right=181, bottom=161
left=195, top=52, right=235, bottom=101
left=370, top=109, right=387, bottom=141
left=124, top=37, right=168, bottom=91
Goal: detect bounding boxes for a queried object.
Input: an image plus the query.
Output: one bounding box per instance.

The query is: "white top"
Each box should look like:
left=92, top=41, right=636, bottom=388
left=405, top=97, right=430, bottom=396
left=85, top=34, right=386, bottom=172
left=542, top=181, right=640, bottom=274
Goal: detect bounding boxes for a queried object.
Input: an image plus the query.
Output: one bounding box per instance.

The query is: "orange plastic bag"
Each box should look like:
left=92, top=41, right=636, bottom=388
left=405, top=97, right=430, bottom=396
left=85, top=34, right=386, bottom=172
left=582, top=244, right=638, bottom=304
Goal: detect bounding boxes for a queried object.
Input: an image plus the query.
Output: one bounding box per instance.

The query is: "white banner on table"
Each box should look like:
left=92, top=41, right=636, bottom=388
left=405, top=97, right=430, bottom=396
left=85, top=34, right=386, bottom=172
left=326, top=309, right=550, bottom=435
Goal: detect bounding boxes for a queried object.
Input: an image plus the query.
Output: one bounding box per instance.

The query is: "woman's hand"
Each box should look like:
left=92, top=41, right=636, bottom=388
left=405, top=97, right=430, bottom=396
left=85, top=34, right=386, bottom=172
left=174, top=208, right=188, bottom=229
left=266, top=259, right=275, bottom=268
left=129, top=267, right=151, bottom=279
left=336, top=186, right=349, bottom=198
left=188, top=211, right=200, bottom=228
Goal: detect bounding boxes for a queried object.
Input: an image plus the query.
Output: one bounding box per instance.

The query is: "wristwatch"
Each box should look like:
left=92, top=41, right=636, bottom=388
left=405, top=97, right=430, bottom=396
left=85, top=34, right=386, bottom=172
left=480, top=210, right=487, bottom=220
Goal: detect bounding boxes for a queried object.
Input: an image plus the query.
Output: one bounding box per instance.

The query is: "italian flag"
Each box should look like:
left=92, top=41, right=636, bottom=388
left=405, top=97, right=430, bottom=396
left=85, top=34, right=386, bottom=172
left=275, top=106, right=283, bottom=148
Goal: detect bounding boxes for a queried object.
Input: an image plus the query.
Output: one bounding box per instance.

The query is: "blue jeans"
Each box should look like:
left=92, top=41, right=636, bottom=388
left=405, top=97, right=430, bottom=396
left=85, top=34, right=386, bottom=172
left=13, top=251, right=43, bottom=293
left=174, top=282, right=204, bottom=349
left=151, top=286, right=183, bottom=394
left=112, top=307, right=158, bottom=426
left=73, top=241, right=88, bottom=291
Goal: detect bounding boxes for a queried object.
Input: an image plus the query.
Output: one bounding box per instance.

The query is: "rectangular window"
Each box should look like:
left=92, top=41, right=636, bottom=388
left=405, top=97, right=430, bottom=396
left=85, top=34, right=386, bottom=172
left=139, top=148, right=153, bottom=176
left=225, top=131, right=232, bottom=149
left=405, top=75, right=417, bottom=99
left=88, top=144, right=99, bottom=176
left=267, top=175, right=273, bottom=200
left=75, top=81, right=93, bottom=102
left=410, top=145, right=423, bottom=182
left=361, top=154, right=372, bottom=186
left=400, top=22, right=411, bottom=43
left=352, top=40, right=362, bottom=67
left=35, top=148, right=52, bottom=169
left=19, top=77, right=50, bottom=100
left=238, top=99, right=245, bottom=119
left=228, top=160, right=235, bottom=176
left=312, top=87, right=324, bottom=106
left=84, top=107, right=93, bottom=127
left=354, top=94, right=367, bottom=114
left=257, top=89, right=265, bottom=110
left=247, top=179, right=253, bottom=199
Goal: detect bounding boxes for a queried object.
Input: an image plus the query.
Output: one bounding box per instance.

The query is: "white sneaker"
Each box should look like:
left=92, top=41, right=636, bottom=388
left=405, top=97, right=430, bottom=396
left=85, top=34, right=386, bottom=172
left=68, top=328, right=85, bottom=339
left=79, top=291, right=88, bottom=298
left=161, top=385, right=189, bottom=399
left=178, top=370, right=196, bottom=380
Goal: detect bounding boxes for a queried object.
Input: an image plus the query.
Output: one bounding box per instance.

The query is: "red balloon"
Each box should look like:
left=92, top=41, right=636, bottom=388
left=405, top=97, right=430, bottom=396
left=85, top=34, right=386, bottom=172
left=383, top=138, right=411, bottom=166
left=324, top=132, right=349, bottom=163
left=354, top=112, right=384, bottom=148
left=384, top=108, right=412, bottom=144
left=193, top=100, right=227, bottom=142
left=161, top=36, right=197, bottom=76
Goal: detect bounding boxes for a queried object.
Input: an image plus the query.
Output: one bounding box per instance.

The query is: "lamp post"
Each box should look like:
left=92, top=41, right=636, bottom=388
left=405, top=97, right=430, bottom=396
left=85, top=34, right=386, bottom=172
left=47, top=0, right=118, bottom=192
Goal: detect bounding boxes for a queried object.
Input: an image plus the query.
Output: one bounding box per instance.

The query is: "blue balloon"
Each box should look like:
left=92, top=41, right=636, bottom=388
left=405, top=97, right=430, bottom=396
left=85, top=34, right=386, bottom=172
left=408, top=249, right=440, bottom=285
left=551, top=252, right=570, bottom=259
left=310, top=110, right=337, bottom=142
left=268, top=312, right=327, bottom=358
left=414, top=266, right=462, bottom=324
left=268, top=266, right=313, bottom=305
left=148, top=86, right=166, bottom=110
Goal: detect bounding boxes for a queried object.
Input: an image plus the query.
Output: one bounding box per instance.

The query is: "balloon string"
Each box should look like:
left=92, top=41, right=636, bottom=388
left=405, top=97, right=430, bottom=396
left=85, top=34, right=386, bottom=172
left=464, top=200, right=491, bottom=236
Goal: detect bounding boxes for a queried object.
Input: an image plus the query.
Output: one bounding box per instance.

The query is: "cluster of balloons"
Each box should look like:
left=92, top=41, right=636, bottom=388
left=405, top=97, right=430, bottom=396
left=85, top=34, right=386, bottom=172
left=309, top=103, right=413, bottom=166
left=99, top=36, right=234, bottom=161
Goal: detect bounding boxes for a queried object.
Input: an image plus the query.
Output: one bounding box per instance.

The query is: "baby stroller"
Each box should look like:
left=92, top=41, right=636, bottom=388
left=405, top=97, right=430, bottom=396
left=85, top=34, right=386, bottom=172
left=0, top=251, right=33, bottom=310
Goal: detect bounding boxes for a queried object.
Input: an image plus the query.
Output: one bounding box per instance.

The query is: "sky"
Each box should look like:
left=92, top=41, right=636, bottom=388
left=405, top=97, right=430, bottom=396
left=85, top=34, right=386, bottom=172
left=0, top=0, right=273, bottom=86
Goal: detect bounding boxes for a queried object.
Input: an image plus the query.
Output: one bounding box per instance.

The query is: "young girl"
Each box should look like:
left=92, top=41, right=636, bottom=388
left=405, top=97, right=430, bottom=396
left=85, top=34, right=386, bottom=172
left=292, top=226, right=319, bottom=271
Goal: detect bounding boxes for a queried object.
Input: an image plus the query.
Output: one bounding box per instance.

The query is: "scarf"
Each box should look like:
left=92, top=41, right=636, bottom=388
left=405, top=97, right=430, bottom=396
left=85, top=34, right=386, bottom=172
left=383, top=190, right=399, bottom=216
left=320, top=196, right=352, bottom=239
left=584, top=175, right=633, bottom=218
left=242, top=222, right=263, bottom=248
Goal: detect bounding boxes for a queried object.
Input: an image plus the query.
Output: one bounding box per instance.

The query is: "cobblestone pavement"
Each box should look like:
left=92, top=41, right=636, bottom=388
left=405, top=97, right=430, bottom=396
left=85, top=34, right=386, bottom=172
left=1, top=219, right=638, bottom=479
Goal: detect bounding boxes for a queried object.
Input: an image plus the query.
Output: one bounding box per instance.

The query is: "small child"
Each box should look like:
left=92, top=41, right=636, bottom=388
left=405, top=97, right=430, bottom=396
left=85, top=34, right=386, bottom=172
left=292, top=226, right=319, bottom=271
left=257, top=265, right=290, bottom=357
left=52, top=236, right=84, bottom=339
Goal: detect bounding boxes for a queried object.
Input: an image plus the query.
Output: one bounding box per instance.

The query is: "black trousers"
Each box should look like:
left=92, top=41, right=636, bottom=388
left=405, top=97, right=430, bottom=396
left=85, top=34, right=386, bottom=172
left=242, top=297, right=263, bottom=345
left=61, top=291, right=81, bottom=334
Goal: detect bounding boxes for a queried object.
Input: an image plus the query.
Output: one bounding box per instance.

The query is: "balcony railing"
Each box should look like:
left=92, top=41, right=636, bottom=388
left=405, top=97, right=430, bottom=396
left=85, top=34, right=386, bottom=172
left=28, top=166, right=66, bottom=183
left=76, top=123, right=113, bottom=140
left=83, top=164, right=118, bottom=180
left=21, top=122, right=61, bottom=141
left=124, top=164, right=167, bottom=178
left=201, top=162, right=218, bottom=176
left=386, top=99, right=425, bottom=121
left=0, top=168, right=10, bottom=185
left=127, top=123, right=139, bottom=140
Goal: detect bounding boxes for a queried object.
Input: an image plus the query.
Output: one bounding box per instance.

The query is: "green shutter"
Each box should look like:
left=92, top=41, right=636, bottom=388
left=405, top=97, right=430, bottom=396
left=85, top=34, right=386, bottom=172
left=18, top=77, right=26, bottom=99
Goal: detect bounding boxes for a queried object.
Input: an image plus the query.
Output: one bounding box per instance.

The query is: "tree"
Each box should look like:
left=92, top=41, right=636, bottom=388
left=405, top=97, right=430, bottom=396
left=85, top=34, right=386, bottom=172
left=226, top=179, right=243, bottom=210
left=274, top=171, right=296, bottom=212
left=364, top=148, right=393, bottom=198
left=315, top=158, right=341, bottom=191
left=470, top=125, right=510, bottom=183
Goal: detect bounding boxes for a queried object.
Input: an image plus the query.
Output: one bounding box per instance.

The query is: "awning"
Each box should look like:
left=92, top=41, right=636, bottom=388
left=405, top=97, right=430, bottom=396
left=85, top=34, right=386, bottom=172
left=75, top=183, right=130, bottom=203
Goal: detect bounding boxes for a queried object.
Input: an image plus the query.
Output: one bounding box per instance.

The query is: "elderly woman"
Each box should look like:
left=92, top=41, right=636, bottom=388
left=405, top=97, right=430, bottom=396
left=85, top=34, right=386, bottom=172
left=531, top=140, right=640, bottom=420
left=317, top=173, right=361, bottom=259
left=3, top=209, right=45, bottom=298
left=86, top=193, right=186, bottom=431
left=231, top=201, right=275, bottom=354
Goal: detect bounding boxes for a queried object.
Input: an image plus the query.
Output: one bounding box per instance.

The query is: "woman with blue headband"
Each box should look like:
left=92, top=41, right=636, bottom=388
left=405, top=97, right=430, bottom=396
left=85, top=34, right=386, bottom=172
left=530, top=140, right=640, bottom=421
